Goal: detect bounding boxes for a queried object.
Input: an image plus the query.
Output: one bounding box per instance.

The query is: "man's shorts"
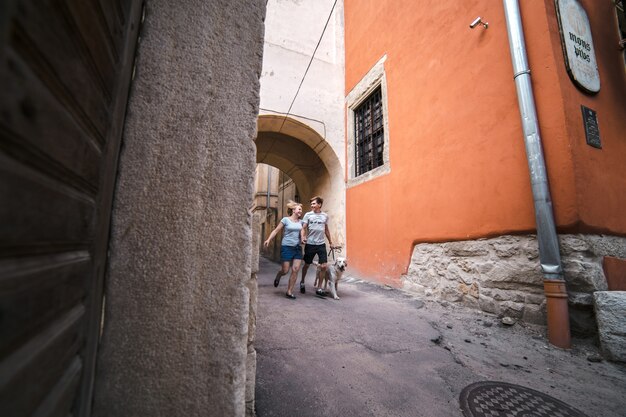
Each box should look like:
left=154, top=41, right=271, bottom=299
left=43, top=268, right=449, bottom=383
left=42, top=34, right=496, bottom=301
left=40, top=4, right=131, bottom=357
left=303, top=243, right=327, bottom=265
left=280, top=245, right=303, bottom=262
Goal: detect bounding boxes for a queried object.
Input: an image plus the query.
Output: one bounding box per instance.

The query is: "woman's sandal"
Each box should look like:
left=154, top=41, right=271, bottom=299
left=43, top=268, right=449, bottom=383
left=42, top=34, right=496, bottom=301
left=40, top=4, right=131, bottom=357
left=274, top=275, right=281, bottom=287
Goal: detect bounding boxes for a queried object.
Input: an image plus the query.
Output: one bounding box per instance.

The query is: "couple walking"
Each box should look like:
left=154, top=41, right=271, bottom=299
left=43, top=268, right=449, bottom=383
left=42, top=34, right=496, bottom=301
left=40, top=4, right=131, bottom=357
left=263, top=196, right=336, bottom=299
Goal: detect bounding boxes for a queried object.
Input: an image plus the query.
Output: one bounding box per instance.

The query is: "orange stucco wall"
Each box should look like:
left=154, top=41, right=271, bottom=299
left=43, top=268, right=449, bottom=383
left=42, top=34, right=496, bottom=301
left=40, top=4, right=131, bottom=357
left=344, top=0, right=626, bottom=284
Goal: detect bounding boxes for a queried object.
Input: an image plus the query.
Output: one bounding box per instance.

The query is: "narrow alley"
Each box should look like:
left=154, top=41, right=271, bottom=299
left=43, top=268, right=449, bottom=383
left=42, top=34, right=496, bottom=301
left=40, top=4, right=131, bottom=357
left=254, top=257, right=626, bottom=417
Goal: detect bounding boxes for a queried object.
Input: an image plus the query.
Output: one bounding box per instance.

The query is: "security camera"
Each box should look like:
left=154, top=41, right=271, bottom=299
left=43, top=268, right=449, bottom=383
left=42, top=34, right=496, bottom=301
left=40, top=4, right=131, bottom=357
left=469, top=17, right=488, bottom=29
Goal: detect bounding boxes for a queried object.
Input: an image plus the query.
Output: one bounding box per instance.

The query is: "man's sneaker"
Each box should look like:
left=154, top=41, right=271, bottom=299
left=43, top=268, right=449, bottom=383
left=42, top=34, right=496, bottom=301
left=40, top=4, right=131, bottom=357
left=300, top=283, right=306, bottom=294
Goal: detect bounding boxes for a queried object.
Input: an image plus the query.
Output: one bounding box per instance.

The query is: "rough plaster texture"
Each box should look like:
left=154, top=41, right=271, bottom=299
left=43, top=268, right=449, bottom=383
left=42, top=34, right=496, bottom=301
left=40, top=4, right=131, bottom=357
left=93, top=1, right=265, bottom=416
left=258, top=0, right=346, bottom=249
left=402, top=234, right=626, bottom=336
left=594, top=291, right=626, bottom=362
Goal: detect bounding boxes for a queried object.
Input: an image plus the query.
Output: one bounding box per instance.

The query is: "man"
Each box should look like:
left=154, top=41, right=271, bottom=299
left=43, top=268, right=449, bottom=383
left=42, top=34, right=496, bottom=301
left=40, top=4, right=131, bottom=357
left=300, top=196, right=335, bottom=296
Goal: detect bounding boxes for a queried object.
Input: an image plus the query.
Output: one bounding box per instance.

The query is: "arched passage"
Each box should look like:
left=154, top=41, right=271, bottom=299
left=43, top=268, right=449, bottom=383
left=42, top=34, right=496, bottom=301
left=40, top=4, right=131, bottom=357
left=256, top=115, right=346, bottom=247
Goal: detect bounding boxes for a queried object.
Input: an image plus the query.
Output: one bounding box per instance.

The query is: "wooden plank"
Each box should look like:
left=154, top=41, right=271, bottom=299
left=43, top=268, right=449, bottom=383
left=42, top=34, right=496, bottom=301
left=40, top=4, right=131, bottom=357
left=95, top=0, right=125, bottom=62
left=0, top=1, right=143, bottom=415
left=0, top=252, right=89, bottom=358
left=115, top=0, right=127, bottom=26
left=0, top=157, right=95, bottom=247
left=0, top=304, right=84, bottom=417
left=0, top=251, right=90, bottom=292
left=11, top=0, right=111, bottom=143
left=64, top=0, right=117, bottom=94
left=32, top=357, right=82, bottom=417
left=77, top=2, right=144, bottom=415
left=1, top=50, right=102, bottom=193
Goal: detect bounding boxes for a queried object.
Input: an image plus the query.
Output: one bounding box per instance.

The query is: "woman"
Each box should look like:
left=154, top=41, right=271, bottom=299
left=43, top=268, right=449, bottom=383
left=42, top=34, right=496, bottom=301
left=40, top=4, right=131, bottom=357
left=263, top=200, right=304, bottom=299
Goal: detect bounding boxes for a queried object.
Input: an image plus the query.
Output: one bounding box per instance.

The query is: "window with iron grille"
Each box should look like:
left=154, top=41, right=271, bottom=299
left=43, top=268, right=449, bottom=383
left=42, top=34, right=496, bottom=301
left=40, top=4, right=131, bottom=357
left=354, top=87, right=384, bottom=177
left=616, top=0, right=626, bottom=64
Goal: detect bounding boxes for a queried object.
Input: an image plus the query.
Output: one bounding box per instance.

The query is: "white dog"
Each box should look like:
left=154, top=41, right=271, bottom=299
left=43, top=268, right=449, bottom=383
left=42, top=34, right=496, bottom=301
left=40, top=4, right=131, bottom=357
left=315, top=257, right=348, bottom=300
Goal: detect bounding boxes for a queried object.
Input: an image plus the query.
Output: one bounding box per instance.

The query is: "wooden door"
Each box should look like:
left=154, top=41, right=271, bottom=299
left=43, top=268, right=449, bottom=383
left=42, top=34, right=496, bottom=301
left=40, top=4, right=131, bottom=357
left=0, top=1, right=143, bottom=415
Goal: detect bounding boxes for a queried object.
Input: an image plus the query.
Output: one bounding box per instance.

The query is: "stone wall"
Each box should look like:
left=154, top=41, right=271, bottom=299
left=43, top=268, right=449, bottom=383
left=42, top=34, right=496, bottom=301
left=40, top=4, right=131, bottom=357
left=402, top=234, right=626, bottom=336
left=247, top=212, right=263, bottom=415
left=594, top=291, right=626, bottom=362
left=93, top=1, right=266, bottom=416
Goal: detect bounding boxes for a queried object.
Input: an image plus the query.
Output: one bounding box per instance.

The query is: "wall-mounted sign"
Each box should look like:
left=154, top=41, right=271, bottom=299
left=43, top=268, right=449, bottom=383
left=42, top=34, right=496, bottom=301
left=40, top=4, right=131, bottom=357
left=555, top=0, right=600, bottom=94
left=581, top=105, right=601, bottom=149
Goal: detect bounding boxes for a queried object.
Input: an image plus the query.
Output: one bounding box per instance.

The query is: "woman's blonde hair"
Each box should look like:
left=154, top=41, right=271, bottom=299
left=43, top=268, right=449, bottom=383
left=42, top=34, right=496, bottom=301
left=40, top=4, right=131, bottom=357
left=286, top=200, right=302, bottom=215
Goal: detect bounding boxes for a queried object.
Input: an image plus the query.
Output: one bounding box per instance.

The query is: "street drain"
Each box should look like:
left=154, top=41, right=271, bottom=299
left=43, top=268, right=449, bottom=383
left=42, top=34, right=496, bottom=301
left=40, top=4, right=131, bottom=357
left=459, top=381, right=588, bottom=417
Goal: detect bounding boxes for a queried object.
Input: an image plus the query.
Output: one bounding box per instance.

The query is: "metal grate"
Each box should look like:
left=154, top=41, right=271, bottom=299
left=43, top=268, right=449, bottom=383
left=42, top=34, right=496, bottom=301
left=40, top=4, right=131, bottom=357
left=354, top=87, right=384, bottom=176
left=459, top=381, right=588, bottom=417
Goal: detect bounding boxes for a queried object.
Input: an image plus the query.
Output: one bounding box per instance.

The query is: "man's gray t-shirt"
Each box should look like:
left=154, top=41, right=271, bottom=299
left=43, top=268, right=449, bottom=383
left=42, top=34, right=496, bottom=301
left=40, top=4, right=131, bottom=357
left=302, top=211, right=328, bottom=245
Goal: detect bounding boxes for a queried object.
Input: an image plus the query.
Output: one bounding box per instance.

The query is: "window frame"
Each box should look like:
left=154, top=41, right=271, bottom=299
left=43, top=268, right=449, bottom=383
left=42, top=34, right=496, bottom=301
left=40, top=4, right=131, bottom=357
left=346, top=55, right=391, bottom=187
left=615, top=0, right=626, bottom=65
left=354, top=87, right=385, bottom=177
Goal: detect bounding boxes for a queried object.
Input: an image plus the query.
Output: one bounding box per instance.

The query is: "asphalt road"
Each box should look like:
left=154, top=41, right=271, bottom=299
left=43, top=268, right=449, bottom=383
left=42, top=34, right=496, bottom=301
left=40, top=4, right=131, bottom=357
left=254, top=257, right=626, bottom=417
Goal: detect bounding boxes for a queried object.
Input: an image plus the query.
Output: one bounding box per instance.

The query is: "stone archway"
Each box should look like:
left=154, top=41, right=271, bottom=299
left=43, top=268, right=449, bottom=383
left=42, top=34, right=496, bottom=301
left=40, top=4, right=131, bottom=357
left=256, top=115, right=346, bottom=248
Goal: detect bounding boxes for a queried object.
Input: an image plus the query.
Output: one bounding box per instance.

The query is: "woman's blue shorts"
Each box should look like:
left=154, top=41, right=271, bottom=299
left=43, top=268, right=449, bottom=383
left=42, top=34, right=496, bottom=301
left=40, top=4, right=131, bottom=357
left=280, top=245, right=303, bottom=262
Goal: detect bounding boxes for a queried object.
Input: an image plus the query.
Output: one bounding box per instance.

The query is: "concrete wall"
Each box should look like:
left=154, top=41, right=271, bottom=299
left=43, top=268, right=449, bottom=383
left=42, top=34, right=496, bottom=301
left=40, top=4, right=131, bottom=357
left=259, top=0, right=346, bottom=248
left=93, top=1, right=265, bottom=416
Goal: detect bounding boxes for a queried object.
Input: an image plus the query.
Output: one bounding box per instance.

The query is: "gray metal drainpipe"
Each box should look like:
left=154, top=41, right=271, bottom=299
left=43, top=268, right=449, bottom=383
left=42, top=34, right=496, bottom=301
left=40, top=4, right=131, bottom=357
left=503, top=0, right=571, bottom=348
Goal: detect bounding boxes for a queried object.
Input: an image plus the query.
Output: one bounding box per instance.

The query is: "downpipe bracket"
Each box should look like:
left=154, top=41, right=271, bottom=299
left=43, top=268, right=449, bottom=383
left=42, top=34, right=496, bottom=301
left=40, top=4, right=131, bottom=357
left=513, top=69, right=531, bottom=79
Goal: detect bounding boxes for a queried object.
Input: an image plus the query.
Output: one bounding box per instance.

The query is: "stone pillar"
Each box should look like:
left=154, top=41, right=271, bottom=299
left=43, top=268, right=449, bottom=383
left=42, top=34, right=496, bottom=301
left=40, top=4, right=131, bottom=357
left=93, top=1, right=265, bottom=416
left=246, top=212, right=263, bottom=416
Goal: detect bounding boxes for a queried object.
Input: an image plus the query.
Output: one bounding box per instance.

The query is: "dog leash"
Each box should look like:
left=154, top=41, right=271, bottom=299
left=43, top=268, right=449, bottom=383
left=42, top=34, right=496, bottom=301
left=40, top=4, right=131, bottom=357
left=327, top=245, right=342, bottom=261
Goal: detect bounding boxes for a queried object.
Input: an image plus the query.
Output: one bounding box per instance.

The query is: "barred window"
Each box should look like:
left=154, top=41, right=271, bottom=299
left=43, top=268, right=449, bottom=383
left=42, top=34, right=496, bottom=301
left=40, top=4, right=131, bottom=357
left=354, top=87, right=384, bottom=177
left=616, top=0, right=626, bottom=64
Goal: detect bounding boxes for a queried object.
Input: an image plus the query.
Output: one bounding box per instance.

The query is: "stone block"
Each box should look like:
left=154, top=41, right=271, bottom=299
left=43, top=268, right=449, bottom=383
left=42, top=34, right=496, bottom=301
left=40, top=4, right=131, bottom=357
left=245, top=348, right=257, bottom=416
left=446, top=263, right=465, bottom=282
left=481, top=288, right=524, bottom=303
left=247, top=273, right=258, bottom=345
left=584, top=235, right=626, bottom=259
left=478, top=294, right=499, bottom=314
left=401, top=278, right=428, bottom=295
left=461, top=295, right=479, bottom=309
left=563, top=259, right=607, bottom=293
left=457, top=259, right=478, bottom=273
left=441, top=285, right=463, bottom=302
left=250, top=212, right=263, bottom=274
left=492, top=240, right=521, bottom=258
left=474, top=260, right=496, bottom=273
left=567, top=291, right=594, bottom=307
left=594, top=291, right=626, bottom=362
left=559, top=235, right=591, bottom=254
left=500, top=301, right=524, bottom=319
left=523, top=302, right=546, bottom=325
left=524, top=292, right=546, bottom=305
left=458, top=282, right=479, bottom=298
left=443, top=240, right=489, bottom=257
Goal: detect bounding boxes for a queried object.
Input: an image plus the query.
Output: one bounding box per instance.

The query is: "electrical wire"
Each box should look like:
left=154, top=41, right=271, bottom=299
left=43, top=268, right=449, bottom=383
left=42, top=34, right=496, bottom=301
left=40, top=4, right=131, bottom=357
left=259, top=107, right=327, bottom=140
left=260, top=0, right=338, bottom=163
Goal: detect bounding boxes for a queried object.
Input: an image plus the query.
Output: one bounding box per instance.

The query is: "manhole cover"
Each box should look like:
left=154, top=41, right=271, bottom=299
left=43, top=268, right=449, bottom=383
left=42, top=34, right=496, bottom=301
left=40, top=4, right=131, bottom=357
left=459, top=381, right=588, bottom=417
